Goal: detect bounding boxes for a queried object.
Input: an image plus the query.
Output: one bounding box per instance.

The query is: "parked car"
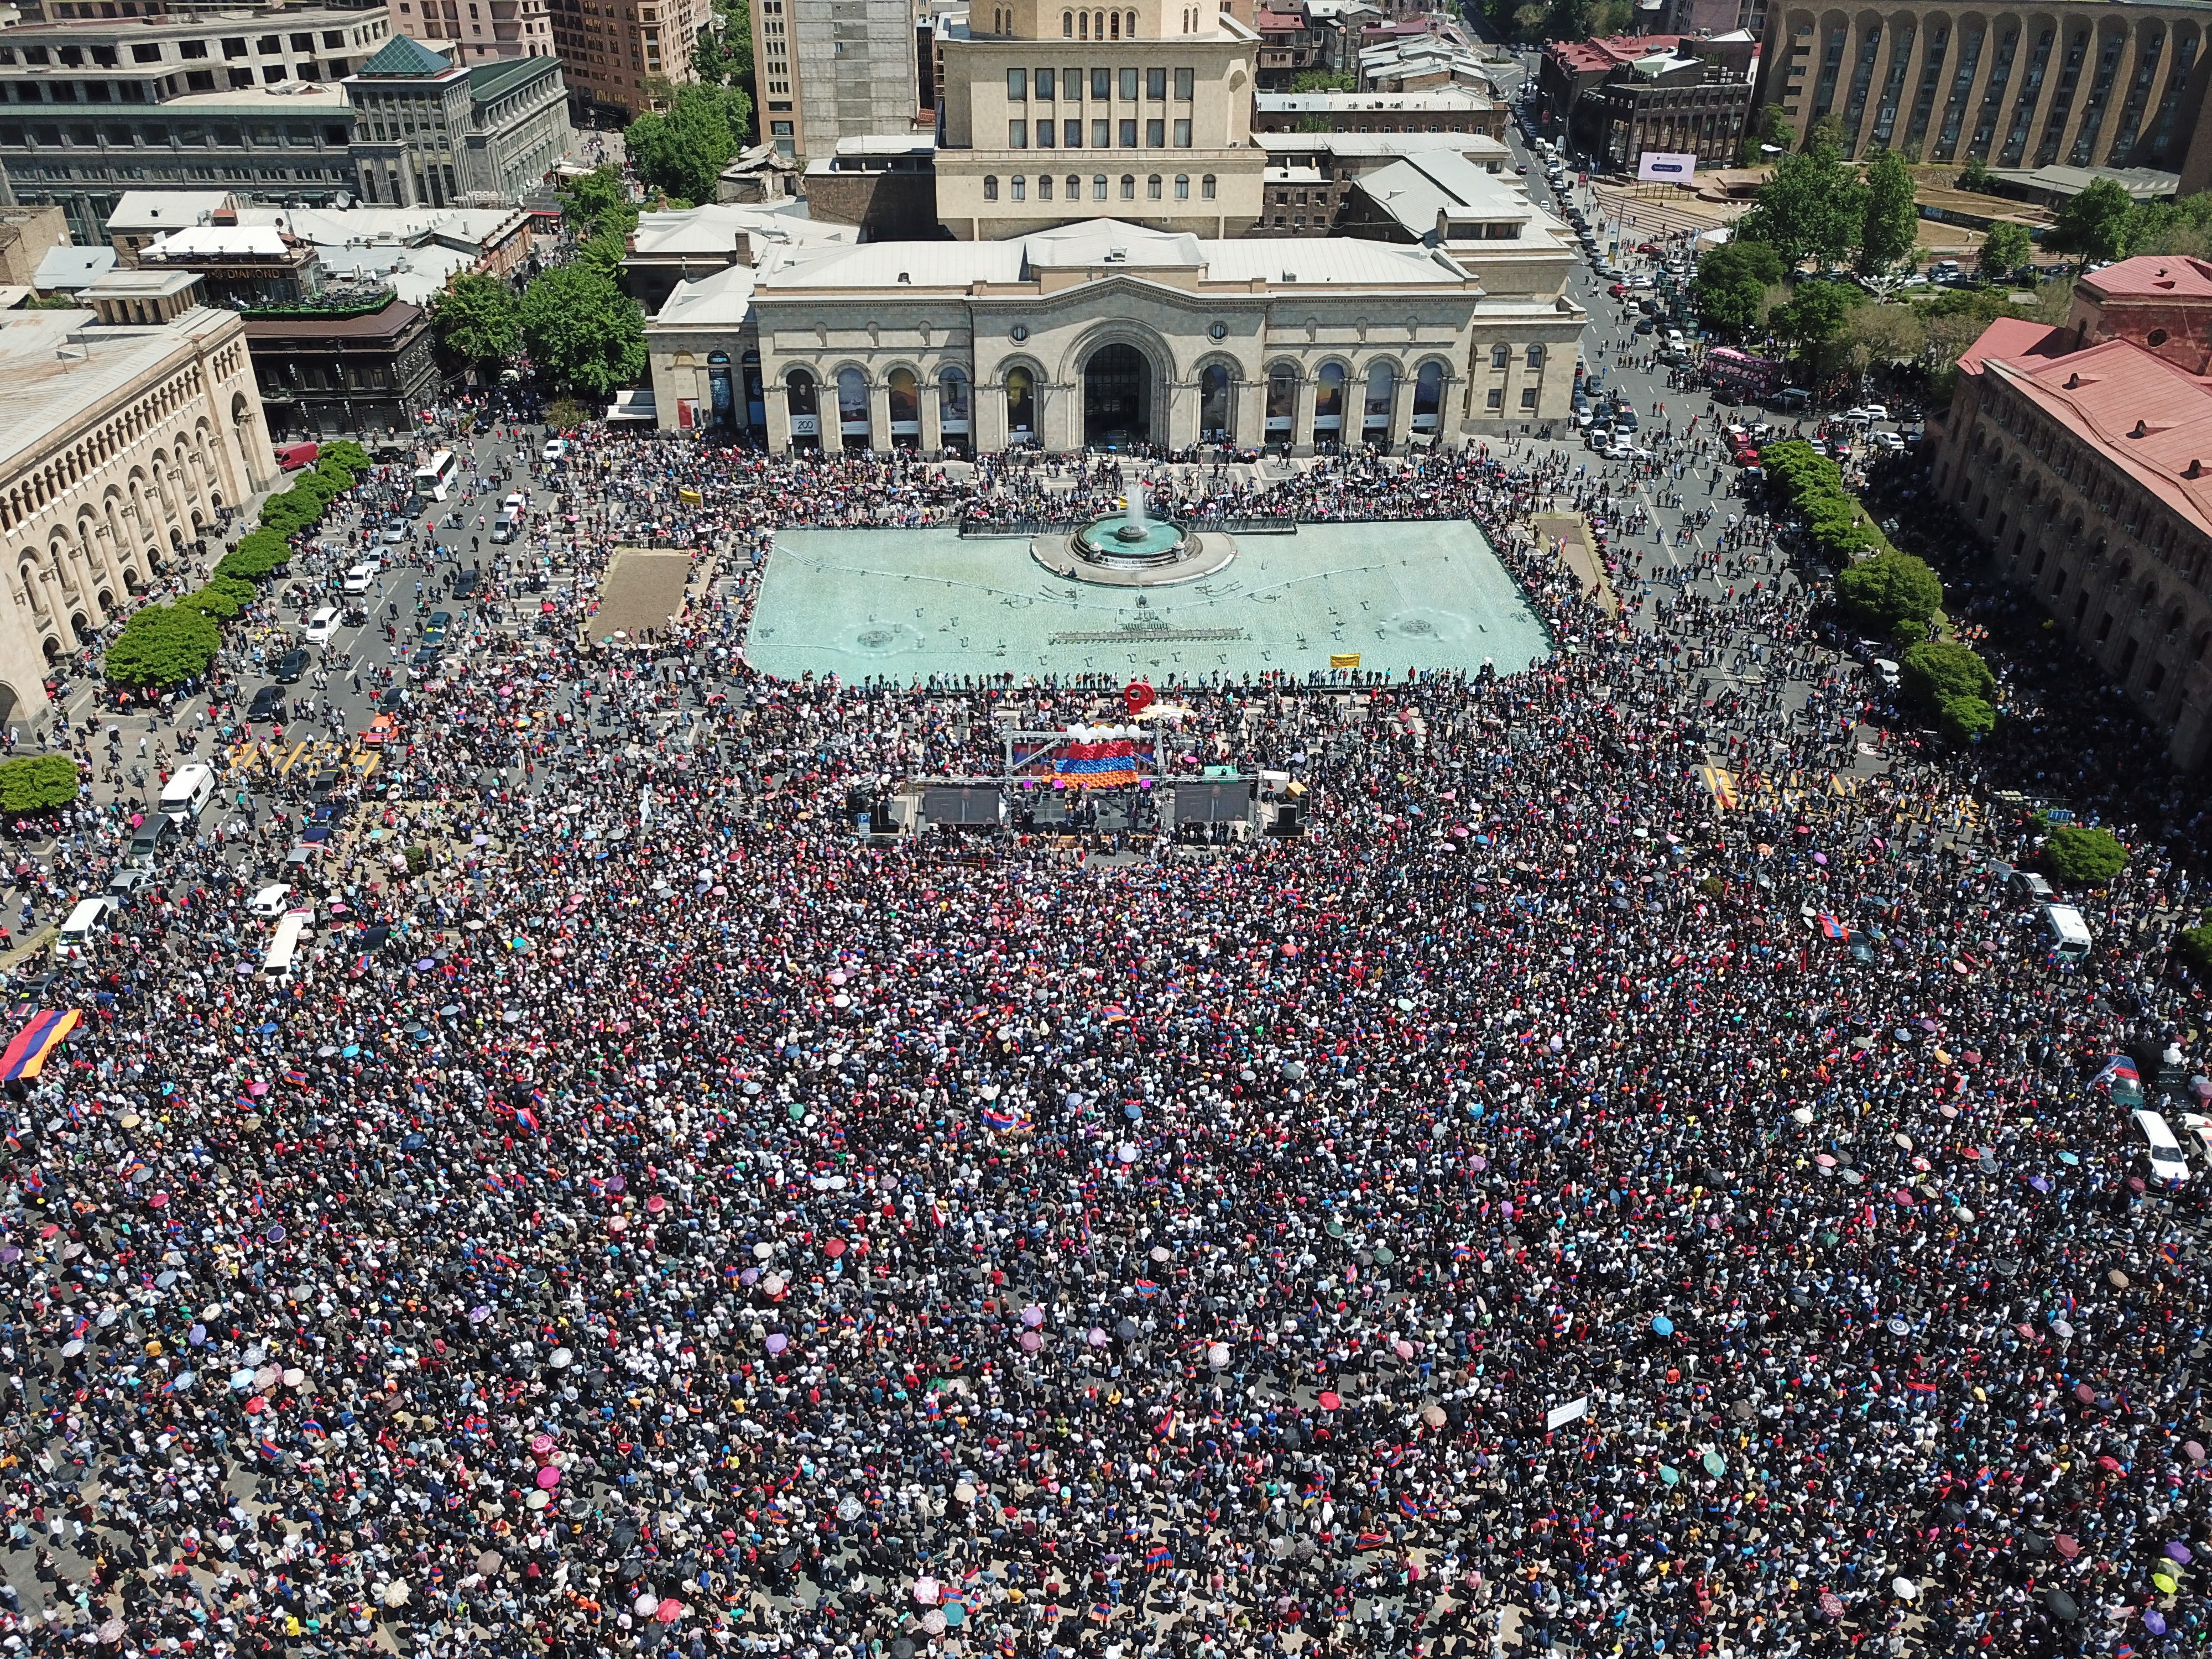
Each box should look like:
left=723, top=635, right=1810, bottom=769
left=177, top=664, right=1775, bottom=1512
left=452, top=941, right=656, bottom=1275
left=542, top=438, right=567, bottom=461
left=273, top=648, right=309, bottom=684
left=302, top=606, right=340, bottom=645
left=247, top=883, right=295, bottom=918
left=247, top=685, right=285, bottom=722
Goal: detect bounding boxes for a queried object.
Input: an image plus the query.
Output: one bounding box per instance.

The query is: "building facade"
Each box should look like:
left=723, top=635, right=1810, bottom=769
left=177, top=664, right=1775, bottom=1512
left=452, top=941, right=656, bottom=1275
left=1575, top=40, right=1757, bottom=169
left=342, top=35, right=567, bottom=206
left=386, top=0, right=556, bottom=65
left=0, top=4, right=390, bottom=239
left=747, top=0, right=919, bottom=163
left=648, top=216, right=1583, bottom=451
left=1752, top=0, right=2212, bottom=187
left=933, top=0, right=1266, bottom=239
left=0, top=267, right=274, bottom=726
left=243, top=287, right=438, bottom=436
left=547, top=0, right=708, bottom=117
left=1251, top=86, right=1500, bottom=135
left=1931, top=255, right=2212, bottom=769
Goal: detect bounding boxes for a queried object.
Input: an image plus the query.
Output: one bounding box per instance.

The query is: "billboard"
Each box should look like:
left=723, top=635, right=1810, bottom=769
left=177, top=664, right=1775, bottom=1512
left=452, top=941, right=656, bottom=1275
left=1637, top=150, right=1698, bottom=184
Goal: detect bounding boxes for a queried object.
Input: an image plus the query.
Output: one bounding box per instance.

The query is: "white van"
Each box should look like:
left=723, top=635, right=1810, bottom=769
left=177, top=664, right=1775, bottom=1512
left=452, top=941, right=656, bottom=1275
left=2039, top=901, right=2093, bottom=963
left=342, top=562, right=380, bottom=596
left=54, top=896, right=114, bottom=961
left=261, top=909, right=314, bottom=985
left=2135, top=1109, right=2192, bottom=1185
left=158, top=762, right=217, bottom=826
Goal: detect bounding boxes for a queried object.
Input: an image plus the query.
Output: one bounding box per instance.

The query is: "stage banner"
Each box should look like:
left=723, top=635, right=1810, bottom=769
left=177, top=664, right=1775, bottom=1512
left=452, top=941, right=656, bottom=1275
left=1636, top=151, right=1697, bottom=184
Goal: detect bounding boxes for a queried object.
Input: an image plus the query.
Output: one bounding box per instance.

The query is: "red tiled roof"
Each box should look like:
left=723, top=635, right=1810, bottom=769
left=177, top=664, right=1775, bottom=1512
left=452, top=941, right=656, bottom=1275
left=1956, top=316, right=2069, bottom=378
left=1979, top=333, right=2212, bottom=537
left=1550, top=33, right=1680, bottom=72
left=2080, top=254, right=2212, bottom=301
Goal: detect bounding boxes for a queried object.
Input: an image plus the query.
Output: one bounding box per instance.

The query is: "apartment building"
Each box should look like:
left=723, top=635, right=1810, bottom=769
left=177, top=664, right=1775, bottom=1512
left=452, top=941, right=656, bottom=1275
left=547, top=0, right=708, bottom=118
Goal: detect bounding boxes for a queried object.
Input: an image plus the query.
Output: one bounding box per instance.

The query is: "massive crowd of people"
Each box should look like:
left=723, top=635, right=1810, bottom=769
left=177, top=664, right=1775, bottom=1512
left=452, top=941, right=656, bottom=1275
left=0, top=424, right=2202, bottom=1659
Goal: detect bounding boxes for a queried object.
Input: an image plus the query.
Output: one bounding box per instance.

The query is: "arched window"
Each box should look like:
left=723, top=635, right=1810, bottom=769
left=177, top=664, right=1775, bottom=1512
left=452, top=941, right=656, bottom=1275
left=1201, top=174, right=1216, bottom=199
left=1006, top=364, right=1037, bottom=443
left=1064, top=9, right=1073, bottom=33
left=1067, top=174, right=1081, bottom=199
left=785, top=369, right=821, bottom=450
left=1093, top=174, right=1108, bottom=200
left=1175, top=174, right=1190, bottom=199
left=1120, top=174, right=1136, bottom=199
left=939, top=368, right=972, bottom=450
left=1525, top=342, right=1545, bottom=369
left=1314, top=362, right=1346, bottom=444
left=983, top=175, right=999, bottom=201
left=1147, top=173, right=1162, bottom=199
left=1093, top=9, right=1103, bottom=35
left=1040, top=174, right=1055, bottom=200
left=1265, top=362, right=1296, bottom=441
left=1126, top=9, right=1135, bottom=32
left=886, top=367, right=920, bottom=447
left=1109, top=8, right=1118, bottom=34
left=836, top=367, right=870, bottom=450
left=1079, top=8, right=1087, bottom=33
left=1411, top=360, right=1444, bottom=434
left=1490, top=342, right=1509, bottom=369
left=1362, top=360, right=1395, bottom=440
left=1199, top=361, right=1232, bottom=443
left=1012, top=175, right=1026, bottom=201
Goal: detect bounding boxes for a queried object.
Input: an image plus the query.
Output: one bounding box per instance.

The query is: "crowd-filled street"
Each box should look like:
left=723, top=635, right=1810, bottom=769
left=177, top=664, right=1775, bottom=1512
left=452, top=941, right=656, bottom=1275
left=0, top=351, right=2203, bottom=1659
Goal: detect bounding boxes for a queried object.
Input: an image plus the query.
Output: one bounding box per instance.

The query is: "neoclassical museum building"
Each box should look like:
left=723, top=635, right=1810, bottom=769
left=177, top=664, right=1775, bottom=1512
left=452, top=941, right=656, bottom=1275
left=647, top=213, right=1586, bottom=452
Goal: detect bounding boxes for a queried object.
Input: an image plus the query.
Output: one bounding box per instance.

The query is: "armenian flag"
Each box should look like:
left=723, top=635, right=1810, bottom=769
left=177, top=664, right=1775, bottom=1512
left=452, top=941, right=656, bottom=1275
left=0, top=1008, right=78, bottom=1082
left=980, top=1103, right=1025, bottom=1132
left=1144, top=1545, right=1173, bottom=1571
left=1055, top=725, right=1141, bottom=789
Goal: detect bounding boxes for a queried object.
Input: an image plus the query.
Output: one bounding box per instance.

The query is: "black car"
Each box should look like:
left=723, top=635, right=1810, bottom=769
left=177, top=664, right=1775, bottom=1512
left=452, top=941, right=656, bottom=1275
left=273, top=649, right=309, bottom=684
left=410, top=647, right=441, bottom=671
left=377, top=686, right=406, bottom=712
left=247, top=686, right=285, bottom=722
left=453, top=568, right=479, bottom=599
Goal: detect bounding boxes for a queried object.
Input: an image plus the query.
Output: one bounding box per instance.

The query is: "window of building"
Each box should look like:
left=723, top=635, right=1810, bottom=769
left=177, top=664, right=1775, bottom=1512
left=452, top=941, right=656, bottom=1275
left=1065, top=119, right=1082, bottom=145
left=1009, top=119, right=1027, bottom=145
left=1526, top=343, right=1544, bottom=369
left=1201, top=173, right=1214, bottom=198
left=1146, top=172, right=1161, bottom=197
left=1091, top=67, right=1109, bottom=98
left=132, top=43, right=162, bottom=62
left=1119, top=118, right=1136, bottom=145
left=1173, top=117, right=1191, bottom=146
left=1119, top=66, right=1138, bottom=98
left=1011, top=174, right=1026, bottom=199
left=983, top=174, right=999, bottom=200
left=1039, top=119, right=1056, bottom=148
left=1093, top=173, right=1107, bottom=199
left=1520, top=386, right=1538, bottom=409
left=1036, top=67, right=1054, bottom=97
left=1485, top=387, right=1504, bottom=409
left=1092, top=118, right=1110, bottom=145
left=1174, top=172, right=1189, bottom=198
left=1146, top=66, right=1166, bottom=98
left=1067, top=172, right=1081, bottom=196
left=1008, top=67, right=1026, bottom=99
left=180, top=39, right=207, bottom=57
left=1063, top=10, right=1073, bottom=34
left=1490, top=342, right=1509, bottom=369
left=1120, top=172, right=1135, bottom=198
left=1039, top=173, right=1053, bottom=199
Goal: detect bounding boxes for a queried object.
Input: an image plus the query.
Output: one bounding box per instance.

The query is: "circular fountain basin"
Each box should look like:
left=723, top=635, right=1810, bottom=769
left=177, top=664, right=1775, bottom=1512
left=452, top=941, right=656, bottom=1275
left=1032, top=513, right=1239, bottom=587
left=1076, top=517, right=1189, bottom=560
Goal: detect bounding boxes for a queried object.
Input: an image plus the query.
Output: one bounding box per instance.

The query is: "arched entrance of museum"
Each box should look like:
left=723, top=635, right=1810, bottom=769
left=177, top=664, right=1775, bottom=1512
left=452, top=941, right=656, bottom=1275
left=1083, top=343, right=1151, bottom=449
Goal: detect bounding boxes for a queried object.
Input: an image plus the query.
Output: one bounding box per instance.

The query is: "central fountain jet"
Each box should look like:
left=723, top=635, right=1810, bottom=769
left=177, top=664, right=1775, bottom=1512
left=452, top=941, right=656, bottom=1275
left=1034, top=480, right=1238, bottom=587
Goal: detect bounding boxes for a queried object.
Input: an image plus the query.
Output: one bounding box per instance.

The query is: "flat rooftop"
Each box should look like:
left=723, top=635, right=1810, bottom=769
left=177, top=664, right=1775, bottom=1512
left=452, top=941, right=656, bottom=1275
left=0, top=305, right=231, bottom=478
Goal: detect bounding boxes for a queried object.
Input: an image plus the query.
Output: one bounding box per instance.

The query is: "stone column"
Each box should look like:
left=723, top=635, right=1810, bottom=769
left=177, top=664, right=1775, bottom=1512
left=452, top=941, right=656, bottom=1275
left=920, top=378, right=944, bottom=452
left=1292, top=373, right=1317, bottom=456
left=868, top=380, right=893, bottom=453
left=1386, top=372, right=1416, bottom=447
left=764, top=382, right=793, bottom=455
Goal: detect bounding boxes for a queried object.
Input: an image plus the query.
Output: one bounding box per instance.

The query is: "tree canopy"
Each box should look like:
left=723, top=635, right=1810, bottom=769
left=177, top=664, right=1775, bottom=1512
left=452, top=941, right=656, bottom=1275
left=626, top=85, right=752, bottom=205
left=520, top=262, right=646, bottom=400
left=1734, top=134, right=1866, bottom=267
left=435, top=272, right=522, bottom=372
left=105, top=604, right=221, bottom=690
left=2047, top=177, right=2136, bottom=265
left=1976, top=221, right=2034, bottom=278
left=1857, top=149, right=1918, bottom=273
left=1689, top=238, right=1786, bottom=335
left=0, top=754, right=79, bottom=814
left=559, top=165, right=638, bottom=242
left=2044, top=823, right=2129, bottom=885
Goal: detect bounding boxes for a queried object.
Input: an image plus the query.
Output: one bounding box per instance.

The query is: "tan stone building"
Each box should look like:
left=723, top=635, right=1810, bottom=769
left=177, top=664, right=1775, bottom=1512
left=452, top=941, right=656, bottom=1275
left=0, top=268, right=275, bottom=727
left=647, top=216, right=1584, bottom=451
left=1932, top=255, right=2212, bottom=768
left=933, top=0, right=1267, bottom=239
left=1752, top=0, right=2212, bottom=187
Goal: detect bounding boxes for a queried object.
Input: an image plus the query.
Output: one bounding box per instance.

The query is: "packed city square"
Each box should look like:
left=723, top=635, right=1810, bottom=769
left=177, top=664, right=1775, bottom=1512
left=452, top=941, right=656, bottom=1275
left=0, top=408, right=2203, bottom=1659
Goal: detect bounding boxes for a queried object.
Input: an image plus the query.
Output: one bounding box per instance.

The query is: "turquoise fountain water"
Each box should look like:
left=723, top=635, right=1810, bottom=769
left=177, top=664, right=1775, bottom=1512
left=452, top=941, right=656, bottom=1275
left=1074, top=481, right=1187, bottom=561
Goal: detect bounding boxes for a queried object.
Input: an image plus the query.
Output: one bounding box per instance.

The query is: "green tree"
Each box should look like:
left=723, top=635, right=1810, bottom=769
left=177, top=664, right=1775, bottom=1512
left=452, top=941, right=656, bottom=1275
left=1773, top=277, right=1866, bottom=371
left=1858, top=149, right=1918, bottom=273
left=1735, top=133, right=1866, bottom=268
left=560, top=164, right=638, bottom=242
left=627, top=85, right=750, bottom=204
left=2122, top=189, right=2212, bottom=259
left=1540, top=0, right=1595, bottom=40
left=2043, top=822, right=2128, bottom=885
left=1837, top=549, right=1941, bottom=630
left=1956, top=154, right=1994, bottom=194
left=2177, top=914, right=2212, bottom=975
left=1900, top=637, right=1995, bottom=706
left=105, top=604, right=220, bottom=689
left=1689, top=237, right=1787, bottom=335
left=520, top=262, right=646, bottom=400
left=1976, top=220, right=2033, bottom=279
left=1290, top=69, right=1355, bottom=91
left=2047, top=176, right=2135, bottom=266
left=1844, top=301, right=1926, bottom=368
left=1736, top=104, right=1796, bottom=167
left=0, top=754, right=80, bottom=814
left=435, top=272, right=522, bottom=373
left=1935, top=694, right=1995, bottom=744
left=692, top=0, right=754, bottom=105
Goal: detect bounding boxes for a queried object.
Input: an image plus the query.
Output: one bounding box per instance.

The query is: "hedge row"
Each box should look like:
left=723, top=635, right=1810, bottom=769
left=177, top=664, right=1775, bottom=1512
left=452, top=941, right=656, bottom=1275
left=105, top=440, right=371, bottom=691
left=1761, top=440, right=2001, bottom=742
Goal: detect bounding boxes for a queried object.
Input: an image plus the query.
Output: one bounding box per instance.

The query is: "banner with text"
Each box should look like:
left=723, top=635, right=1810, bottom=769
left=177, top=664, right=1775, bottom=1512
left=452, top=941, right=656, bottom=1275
left=1636, top=151, right=1698, bottom=184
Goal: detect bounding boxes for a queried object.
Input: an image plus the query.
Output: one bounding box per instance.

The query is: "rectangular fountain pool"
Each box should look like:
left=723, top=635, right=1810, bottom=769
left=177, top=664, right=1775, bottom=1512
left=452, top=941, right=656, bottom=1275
left=743, top=521, right=1551, bottom=681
